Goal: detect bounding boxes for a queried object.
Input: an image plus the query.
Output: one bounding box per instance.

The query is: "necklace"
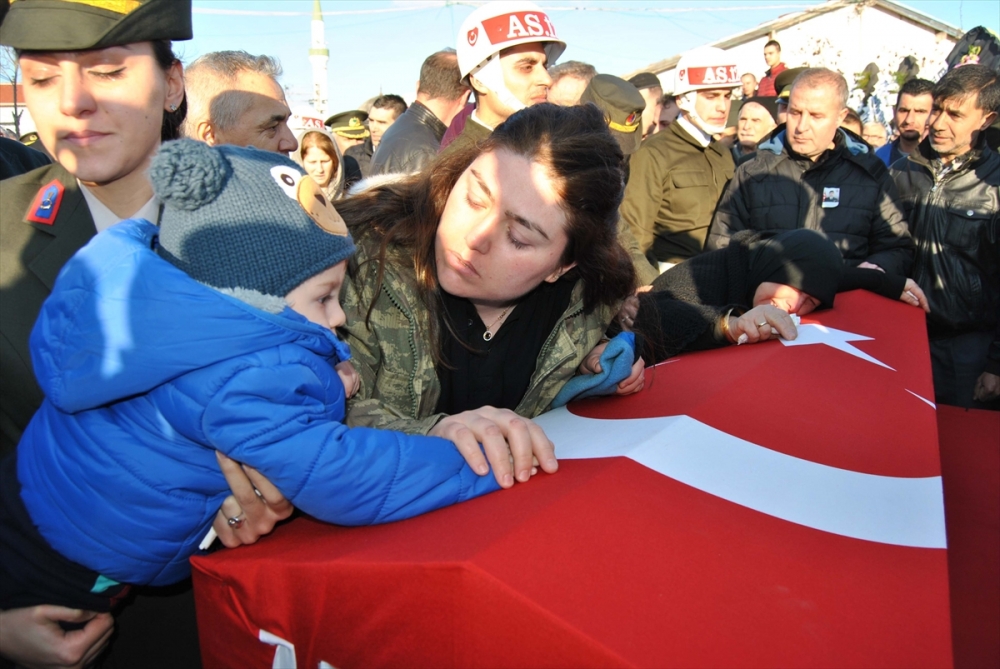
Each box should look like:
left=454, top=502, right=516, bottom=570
left=482, top=305, right=513, bottom=342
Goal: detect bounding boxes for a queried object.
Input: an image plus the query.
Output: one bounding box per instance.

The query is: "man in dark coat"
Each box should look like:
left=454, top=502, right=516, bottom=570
left=345, top=94, right=406, bottom=180
left=707, top=68, right=913, bottom=278
left=370, top=51, right=469, bottom=175
left=890, top=65, right=1000, bottom=409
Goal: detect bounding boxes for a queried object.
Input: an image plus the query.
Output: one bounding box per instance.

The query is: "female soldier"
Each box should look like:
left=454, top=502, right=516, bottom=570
left=339, top=104, right=644, bottom=487
left=0, top=1, right=285, bottom=666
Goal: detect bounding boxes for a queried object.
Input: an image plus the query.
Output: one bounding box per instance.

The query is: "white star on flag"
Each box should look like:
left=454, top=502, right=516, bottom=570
left=780, top=323, right=895, bottom=370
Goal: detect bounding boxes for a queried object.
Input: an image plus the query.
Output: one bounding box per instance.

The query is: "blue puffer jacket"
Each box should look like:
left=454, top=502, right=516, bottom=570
left=18, top=219, right=500, bottom=587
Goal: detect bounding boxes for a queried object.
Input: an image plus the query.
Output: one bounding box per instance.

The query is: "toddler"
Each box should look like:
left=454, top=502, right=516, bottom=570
left=0, top=140, right=500, bottom=612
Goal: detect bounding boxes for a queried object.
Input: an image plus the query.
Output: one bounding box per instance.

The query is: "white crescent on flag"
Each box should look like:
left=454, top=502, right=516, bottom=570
left=534, top=408, right=946, bottom=548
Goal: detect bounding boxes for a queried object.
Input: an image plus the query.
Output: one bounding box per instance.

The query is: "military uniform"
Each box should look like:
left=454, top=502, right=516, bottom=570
left=620, top=120, right=735, bottom=267
left=0, top=1, right=201, bottom=667
left=341, top=230, right=616, bottom=434
left=438, top=115, right=492, bottom=159
left=0, top=164, right=96, bottom=456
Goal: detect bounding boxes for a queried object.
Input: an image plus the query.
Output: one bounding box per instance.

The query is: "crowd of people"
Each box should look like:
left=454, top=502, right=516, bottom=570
left=0, top=0, right=997, bottom=667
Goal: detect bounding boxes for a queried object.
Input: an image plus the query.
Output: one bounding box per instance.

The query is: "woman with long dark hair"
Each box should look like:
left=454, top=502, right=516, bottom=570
left=339, top=103, right=642, bottom=488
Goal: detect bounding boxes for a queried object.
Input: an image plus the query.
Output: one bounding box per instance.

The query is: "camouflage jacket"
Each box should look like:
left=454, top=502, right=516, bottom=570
left=342, top=236, right=615, bottom=434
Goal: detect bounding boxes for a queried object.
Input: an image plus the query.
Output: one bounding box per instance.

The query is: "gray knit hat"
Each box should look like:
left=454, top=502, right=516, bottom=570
left=151, top=139, right=355, bottom=311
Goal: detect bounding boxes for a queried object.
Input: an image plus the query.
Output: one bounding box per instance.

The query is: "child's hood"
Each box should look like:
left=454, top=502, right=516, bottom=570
left=30, top=218, right=350, bottom=414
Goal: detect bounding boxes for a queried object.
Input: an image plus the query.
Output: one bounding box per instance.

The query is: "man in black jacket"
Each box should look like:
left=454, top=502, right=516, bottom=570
left=891, top=65, right=1000, bottom=410
left=707, top=68, right=914, bottom=278
left=370, top=50, right=469, bottom=176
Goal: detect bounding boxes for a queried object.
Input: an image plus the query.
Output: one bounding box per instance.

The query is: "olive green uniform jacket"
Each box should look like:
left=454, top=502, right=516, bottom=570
left=342, top=233, right=616, bottom=434
left=620, top=120, right=735, bottom=266
left=0, top=163, right=97, bottom=457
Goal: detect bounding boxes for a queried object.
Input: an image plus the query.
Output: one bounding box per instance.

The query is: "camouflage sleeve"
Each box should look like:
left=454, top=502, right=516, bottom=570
left=341, top=261, right=446, bottom=436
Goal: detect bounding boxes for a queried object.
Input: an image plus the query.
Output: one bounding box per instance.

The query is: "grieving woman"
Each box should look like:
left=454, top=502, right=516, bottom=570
left=338, top=103, right=642, bottom=488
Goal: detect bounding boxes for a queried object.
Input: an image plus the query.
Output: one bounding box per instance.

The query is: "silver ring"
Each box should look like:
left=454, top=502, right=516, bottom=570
left=757, top=321, right=768, bottom=328
left=227, top=515, right=245, bottom=529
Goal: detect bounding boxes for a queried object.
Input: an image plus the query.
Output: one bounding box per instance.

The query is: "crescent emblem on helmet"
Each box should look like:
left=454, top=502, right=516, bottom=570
left=468, top=27, right=478, bottom=46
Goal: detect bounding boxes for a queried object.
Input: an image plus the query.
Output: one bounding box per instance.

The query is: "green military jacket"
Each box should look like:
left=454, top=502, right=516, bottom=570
left=0, top=163, right=97, bottom=456
left=342, top=232, right=616, bottom=435
left=620, top=120, right=735, bottom=265
left=439, top=114, right=492, bottom=160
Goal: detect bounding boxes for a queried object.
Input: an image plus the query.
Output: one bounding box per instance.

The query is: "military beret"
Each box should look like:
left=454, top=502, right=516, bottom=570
left=324, top=110, right=369, bottom=139
left=627, top=72, right=662, bottom=91
left=0, top=0, right=192, bottom=51
left=581, top=74, right=645, bottom=155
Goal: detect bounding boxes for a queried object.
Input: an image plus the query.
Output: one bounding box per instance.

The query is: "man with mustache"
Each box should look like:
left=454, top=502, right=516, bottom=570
left=890, top=64, right=1000, bottom=410
left=876, top=78, right=935, bottom=167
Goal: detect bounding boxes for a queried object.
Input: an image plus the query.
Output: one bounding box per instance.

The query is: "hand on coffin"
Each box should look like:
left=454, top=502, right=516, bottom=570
left=858, top=261, right=885, bottom=272
left=973, top=371, right=1000, bottom=403
left=732, top=305, right=798, bottom=344
left=617, top=295, right=639, bottom=331
left=212, top=452, right=294, bottom=548
left=0, top=605, right=113, bottom=669
left=335, top=360, right=361, bottom=399
left=579, top=340, right=645, bottom=396
left=899, top=279, right=930, bottom=313
left=430, top=407, right=558, bottom=489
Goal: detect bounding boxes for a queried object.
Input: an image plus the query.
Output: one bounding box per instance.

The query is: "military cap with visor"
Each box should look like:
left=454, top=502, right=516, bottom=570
left=0, top=0, right=192, bottom=51
left=774, top=67, right=809, bottom=99
left=581, top=74, right=645, bottom=155
left=324, top=110, right=370, bottom=139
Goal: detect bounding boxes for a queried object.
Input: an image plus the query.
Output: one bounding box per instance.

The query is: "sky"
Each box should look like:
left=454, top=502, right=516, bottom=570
left=183, top=0, right=1000, bottom=115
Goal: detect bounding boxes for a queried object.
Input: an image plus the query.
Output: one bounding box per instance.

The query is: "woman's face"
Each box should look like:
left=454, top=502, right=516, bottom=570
left=19, top=42, right=183, bottom=186
left=302, top=146, right=334, bottom=188
left=752, top=282, right=821, bottom=315
left=434, top=148, right=574, bottom=309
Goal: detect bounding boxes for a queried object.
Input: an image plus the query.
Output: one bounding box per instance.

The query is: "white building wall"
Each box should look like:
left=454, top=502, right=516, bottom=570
left=656, top=4, right=955, bottom=97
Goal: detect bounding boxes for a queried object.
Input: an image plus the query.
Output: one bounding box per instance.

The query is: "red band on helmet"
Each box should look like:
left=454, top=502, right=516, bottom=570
left=481, top=11, right=557, bottom=46
left=683, top=65, right=740, bottom=87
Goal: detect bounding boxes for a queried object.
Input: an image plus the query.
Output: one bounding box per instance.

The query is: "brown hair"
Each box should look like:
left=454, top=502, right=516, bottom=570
left=417, top=49, right=468, bottom=101
left=337, top=103, right=636, bottom=354
left=299, top=131, right=340, bottom=180
left=152, top=40, right=185, bottom=142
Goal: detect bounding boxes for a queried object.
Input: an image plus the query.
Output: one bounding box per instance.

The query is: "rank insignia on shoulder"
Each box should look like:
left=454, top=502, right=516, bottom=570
left=26, top=180, right=65, bottom=225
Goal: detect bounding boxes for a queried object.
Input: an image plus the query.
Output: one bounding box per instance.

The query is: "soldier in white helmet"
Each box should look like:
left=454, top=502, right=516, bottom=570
left=620, top=47, right=740, bottom=273
left=442, top=0, right=565, bottom=156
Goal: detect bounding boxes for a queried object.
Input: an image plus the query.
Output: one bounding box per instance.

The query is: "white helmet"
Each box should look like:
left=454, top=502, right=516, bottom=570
left=457, top=1, right=566, bottom=84
left=287, top=106, right=326, bottom=134
left=673, top=47, right=740, bottom=97
left=674, top=47, right=739, bottom=136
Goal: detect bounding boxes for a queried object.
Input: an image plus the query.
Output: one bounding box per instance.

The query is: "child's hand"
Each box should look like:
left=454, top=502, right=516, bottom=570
left=336, top=360, right=360, bottom=399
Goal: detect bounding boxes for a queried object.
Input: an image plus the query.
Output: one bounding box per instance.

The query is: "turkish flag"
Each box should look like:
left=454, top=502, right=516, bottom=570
left=192, top=290, right=952, bottom=668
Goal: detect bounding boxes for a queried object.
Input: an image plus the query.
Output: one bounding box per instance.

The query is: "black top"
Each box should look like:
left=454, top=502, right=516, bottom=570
left=436, top=279, right=575, bottom=414
left=0, top=138, right=49, bottom=181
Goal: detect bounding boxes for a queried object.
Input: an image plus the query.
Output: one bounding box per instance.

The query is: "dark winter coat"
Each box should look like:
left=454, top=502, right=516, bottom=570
left=706, top=126, right=914, bottom=277
left=890, top=139, right=1000, bottom=375
left=370, top=101, right=447, bottom=176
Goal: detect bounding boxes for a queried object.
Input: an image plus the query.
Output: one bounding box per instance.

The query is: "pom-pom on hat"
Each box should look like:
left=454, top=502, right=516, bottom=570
left=151, top=139, right=355, bottom=309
